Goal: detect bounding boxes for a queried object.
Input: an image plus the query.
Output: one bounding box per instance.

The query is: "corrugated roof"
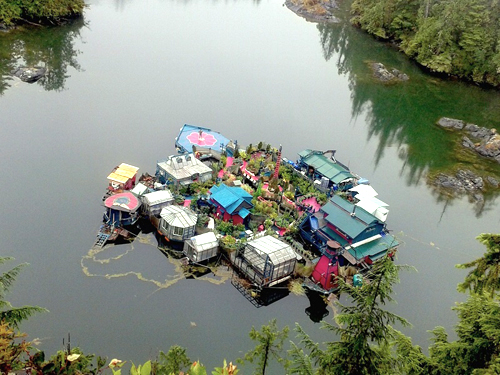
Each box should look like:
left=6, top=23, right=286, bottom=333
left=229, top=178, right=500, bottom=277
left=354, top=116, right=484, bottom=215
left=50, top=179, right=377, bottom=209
left=298, top=149, right=312, bottom=158
left=347, top=233, right=398, bottom=261
left=209, top=184, right=253, bottom=214
left=300, top=153, right=354, bottom=182
left=160, top=205, right=197, bottom=228
left=349, top=184, right=378, bottom=197
left=321, top=196, right=379, bottom=239
left=144, top=190, right=174, bottom=206
left=107, top=163, right=139, bottom=182
left=107, top=172, right=129, bottom=184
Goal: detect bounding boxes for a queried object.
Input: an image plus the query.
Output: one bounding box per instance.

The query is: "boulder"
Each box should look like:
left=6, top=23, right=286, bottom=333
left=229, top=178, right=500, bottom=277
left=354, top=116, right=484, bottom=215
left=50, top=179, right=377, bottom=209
left=12, top=66, right=46, bottom=83
left=437, top=117, right=464, bottom=130
left=370, top=62, right=409, bottom=83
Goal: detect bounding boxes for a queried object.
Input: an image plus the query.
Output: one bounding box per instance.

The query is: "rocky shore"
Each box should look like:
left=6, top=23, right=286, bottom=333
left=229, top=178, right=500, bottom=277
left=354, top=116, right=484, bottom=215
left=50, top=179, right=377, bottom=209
left=437, top=117, right=500, bottom=164
left=285, top=0, right=339, bottom=23
left=432, top=117, right=500, bottom=201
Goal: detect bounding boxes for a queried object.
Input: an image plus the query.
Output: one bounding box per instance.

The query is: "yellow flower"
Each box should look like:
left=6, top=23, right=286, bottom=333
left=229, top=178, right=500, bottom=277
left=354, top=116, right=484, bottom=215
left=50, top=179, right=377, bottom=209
left=67, top=354, right=81, bottom=362
left=109, top=359, right=123, bottom=368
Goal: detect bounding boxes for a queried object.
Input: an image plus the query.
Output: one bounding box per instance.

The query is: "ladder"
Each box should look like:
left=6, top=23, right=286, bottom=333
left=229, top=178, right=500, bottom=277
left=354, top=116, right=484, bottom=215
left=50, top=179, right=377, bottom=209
left=94, top=232, right=110, bottom=248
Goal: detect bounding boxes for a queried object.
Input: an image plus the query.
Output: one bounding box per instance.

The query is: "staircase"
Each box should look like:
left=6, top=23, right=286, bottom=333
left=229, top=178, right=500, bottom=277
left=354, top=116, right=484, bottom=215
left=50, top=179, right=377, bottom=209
left=94, top=232, right=110, bottom=248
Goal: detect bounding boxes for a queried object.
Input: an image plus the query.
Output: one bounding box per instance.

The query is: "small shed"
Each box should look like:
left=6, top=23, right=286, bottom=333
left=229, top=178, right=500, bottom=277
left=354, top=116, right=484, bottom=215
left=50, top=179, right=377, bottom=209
left=183, top=232, right=219, bottom=263
left=142, top=190, right=174, bottom=217
left=103, top=192, right=141, bottom=226
left=107, top=163, right=139, bottom=192
left=159, top=205, right=197, bottom=242
left=233, top=235, right=297, bottom=288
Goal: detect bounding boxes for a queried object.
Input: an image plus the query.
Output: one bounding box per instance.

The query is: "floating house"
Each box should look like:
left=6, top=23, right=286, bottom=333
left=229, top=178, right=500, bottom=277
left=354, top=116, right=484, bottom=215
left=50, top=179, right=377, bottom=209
left=183, top=231, right=219, bottom=263
left=156, top=153, right=212, bottom=187
left=107, top=163, right=139, bottom=192
left=297, top=150, right=357, bottom=192
left=175, top=124, right=233, bottom=159
left=142, top=190, right=174, bottom=217
left=232, top=235, right=297, bottom=288
left=209, top=184, right=253, bottom=225
left=158, top=205, right=197, bottom=242
left=103, top=192, right=141, bottom=227
left=299, top=194, right=397, bottom=268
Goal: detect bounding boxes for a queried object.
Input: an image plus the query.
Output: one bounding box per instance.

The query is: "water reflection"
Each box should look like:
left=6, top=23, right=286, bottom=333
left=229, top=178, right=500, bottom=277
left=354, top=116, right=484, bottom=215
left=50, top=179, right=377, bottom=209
left=0, top=18, right=84, bottom=95
left=317, top=22, right=500, bottom=213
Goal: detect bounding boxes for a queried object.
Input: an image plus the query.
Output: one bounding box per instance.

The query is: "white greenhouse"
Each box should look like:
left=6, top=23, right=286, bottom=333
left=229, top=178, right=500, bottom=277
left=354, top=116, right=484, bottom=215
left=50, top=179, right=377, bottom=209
left=232, top=235, right=297, bottom=288
left=183, top=231, right=219, bottom=263
left=159, top=205, right=197, bottom=242
left=142, top=190, right=174, bottom=217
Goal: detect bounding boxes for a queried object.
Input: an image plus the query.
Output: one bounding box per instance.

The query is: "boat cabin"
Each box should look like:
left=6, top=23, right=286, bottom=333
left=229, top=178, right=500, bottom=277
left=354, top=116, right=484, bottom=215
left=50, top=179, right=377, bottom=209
left=232, top=235, right=297, bottom=288
left=183, top=231, right=219, bottom=263
left=103, top=192, right=141, bottom=227
left=158, top=205, right=197, bottom=242
left=107, top=163, right=139, bottom=192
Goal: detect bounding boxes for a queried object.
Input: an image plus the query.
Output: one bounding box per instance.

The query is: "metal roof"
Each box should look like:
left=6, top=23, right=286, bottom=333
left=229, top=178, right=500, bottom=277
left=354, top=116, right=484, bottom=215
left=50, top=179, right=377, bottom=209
left=160, top=205, right=197, bottom=228
left=209, top=184, right=253, bottom=214
left=188, top=232, right=219, bottom=251
left=131, top=183, right=148, bottom=196
left=107, top=163, right=139, bottom=182
left=347, top=233, right=398, bottom=261
left=245, top=236, right=296, bottom=266
left=157, top=153, right=212, bottom=181
left=321, top=196, right=379, bottom=239
left=143, top=190, right=174, bottom=206
left=300, top=153, right=354, bottom=182
left=349, top=184, right=378, bottom=197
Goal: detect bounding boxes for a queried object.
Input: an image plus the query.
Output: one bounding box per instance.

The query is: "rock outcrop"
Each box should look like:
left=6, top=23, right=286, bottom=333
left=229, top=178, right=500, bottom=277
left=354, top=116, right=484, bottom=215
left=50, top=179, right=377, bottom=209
left=437, top=117, right=500, bottom=164
left=370, top=62, right=409, bottom=83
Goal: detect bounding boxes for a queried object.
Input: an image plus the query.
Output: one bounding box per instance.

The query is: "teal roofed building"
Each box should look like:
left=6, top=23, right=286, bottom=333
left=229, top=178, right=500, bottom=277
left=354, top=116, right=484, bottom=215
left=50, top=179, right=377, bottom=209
left=209, top=184, right=253, bottom=226
left=299, top=194, right=398, bottom=267
left=297, top=149, right=357, bottom=192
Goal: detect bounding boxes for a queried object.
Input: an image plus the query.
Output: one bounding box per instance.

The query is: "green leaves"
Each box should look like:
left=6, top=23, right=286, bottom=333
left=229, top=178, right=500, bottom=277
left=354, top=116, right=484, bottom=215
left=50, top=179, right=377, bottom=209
left=131, top=360, right=152, bottom=375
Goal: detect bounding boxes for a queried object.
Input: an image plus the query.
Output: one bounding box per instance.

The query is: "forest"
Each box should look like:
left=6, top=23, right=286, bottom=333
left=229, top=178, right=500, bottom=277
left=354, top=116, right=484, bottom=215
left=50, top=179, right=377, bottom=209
left=351, top=0, right=500, bottom=87
left=2, top=233, right=500, bottom=374
left=0, top=0, right=84, bottom=26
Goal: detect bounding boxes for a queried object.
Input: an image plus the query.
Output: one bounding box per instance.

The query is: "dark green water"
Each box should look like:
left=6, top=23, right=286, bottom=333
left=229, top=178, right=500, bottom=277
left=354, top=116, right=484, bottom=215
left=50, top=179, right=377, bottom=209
left=1, top=0, right=499, bottom=370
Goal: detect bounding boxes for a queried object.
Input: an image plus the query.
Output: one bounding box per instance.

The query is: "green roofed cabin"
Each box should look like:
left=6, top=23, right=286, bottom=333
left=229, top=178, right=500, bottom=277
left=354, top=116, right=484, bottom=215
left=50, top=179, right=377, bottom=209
left=297, top=149, right=357, bottom=192
left=299, top=194, right=398, bottom=269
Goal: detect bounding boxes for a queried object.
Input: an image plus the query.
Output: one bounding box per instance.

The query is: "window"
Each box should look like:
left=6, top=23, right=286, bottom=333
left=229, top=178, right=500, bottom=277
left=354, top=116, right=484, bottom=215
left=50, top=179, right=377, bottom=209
left=174, top=226, right=183, bottom=236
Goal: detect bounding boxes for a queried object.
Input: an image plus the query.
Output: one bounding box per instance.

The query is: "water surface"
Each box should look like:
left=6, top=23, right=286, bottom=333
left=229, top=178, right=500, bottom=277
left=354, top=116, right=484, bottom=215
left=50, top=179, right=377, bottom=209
left=1, top=0, right=500, bottom=369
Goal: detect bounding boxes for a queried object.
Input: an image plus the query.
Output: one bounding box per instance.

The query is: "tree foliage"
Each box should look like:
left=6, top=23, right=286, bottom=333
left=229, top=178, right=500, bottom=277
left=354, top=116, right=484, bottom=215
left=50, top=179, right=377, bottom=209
left=0, top=0, right=85, bottom=26
left=351, top=0, right=500, bottom=86
left=0, top=257, right=47, bottom=329
left=456, top=233, right=500, bottom=297
left=239, top=319, right=289, bottom=375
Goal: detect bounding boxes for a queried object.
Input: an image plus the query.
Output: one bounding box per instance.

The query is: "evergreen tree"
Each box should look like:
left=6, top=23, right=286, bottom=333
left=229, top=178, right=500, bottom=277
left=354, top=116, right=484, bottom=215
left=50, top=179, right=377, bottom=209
left=0, top=257, right=47, bottom=328
left=239, top=319, right=289, bottom=375
left=456, top=233, right=500, bottom=297
left=290, top=255, right=413, bottom=375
